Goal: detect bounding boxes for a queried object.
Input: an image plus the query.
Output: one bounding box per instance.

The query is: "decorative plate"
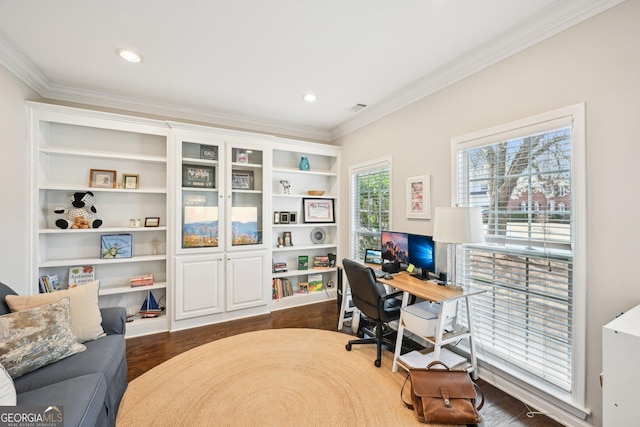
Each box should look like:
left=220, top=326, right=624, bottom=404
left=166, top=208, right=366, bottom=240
left=310, top=228, right=326, bottom=244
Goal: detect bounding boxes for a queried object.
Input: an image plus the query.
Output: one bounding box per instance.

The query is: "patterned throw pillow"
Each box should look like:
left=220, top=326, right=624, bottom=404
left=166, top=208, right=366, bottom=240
left=5, top=280, right=105, bottom=343
left=0, top=298, right=86, bottom=379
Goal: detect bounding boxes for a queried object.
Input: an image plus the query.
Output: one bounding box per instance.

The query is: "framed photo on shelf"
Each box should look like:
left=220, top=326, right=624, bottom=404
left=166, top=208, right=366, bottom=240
left=302, top=198, right=335, bottom=223
left=183, top=164, right=215, bottom=188
left=100, top=234, right=132, bottom=259
left=199, top=144, right=217, bottom=160
left=283, top=231, right=293, bottom=247
left=89, top=169, right=117, bottom=188
left=273, top=212, right=280, bottom=224
left=144, top=217, right=160, bottom=227
left=231, top=170, right=254, bottom=190
left=406, top=174, right=431, bottom=219
left=279, top=212, right=290, bottom=224
left=122, top=173, right=139, bottom=189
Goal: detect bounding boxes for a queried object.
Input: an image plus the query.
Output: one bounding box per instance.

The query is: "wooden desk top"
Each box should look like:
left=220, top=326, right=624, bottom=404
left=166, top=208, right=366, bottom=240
left=376, top=271, right=484, bottom=303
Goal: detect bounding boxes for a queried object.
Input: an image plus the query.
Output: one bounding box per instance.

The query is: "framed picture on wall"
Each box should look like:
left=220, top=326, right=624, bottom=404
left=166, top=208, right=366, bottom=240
left=405, top=174, right=431, bottom=219
left=302, top=198, right=335, bottom=223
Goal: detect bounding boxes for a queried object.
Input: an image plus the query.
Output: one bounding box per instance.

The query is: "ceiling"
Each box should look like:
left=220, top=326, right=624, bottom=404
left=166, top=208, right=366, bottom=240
left=0, top=0, right=623, bottom=141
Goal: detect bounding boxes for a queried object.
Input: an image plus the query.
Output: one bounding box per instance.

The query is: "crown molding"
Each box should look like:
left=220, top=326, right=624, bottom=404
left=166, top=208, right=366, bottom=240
left=0, top=30, right=50, bottom=94
left=329, top=0, right=626, bottom=140
left=0, top=0, right=625, bottom=143
left=40, top=82, right=332, bottom=142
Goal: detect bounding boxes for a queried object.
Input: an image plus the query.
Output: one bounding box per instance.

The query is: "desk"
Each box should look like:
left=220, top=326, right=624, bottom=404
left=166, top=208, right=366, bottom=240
left=375, top=272, right=484, bottom=376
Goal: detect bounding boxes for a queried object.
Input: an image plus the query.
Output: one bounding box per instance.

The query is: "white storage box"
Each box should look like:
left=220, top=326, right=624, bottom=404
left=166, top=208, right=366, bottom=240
left=402, top=301, right=440, bottom=337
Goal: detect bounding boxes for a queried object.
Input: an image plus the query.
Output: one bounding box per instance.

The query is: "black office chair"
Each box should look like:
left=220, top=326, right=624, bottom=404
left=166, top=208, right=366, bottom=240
left=342, top=258, right=403, bottom=367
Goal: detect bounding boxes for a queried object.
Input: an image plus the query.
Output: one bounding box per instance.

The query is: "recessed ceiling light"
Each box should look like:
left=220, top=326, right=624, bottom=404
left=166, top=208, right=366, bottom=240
left=116, top=48, right=142, bottom=63
left=302, top=93, right=317, bottom=103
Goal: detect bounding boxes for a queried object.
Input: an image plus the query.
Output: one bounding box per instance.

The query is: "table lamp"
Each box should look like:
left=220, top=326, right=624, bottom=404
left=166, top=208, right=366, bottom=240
left=433, top=206, right=485, bottom=286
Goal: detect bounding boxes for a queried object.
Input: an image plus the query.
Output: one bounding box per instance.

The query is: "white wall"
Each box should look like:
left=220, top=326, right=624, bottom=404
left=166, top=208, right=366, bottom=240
left=336, top=2, right=639, bottom=426
left=0, top=65, right=41, bottom=294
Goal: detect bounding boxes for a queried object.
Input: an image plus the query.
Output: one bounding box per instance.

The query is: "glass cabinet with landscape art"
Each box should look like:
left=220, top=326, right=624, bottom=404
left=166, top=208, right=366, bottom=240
left=171, top=123, right=270, bottom=330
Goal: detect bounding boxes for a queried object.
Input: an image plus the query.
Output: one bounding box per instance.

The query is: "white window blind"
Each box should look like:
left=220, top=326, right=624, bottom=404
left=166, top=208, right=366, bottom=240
left=453, top=105, right=585, bottom=404
left=350, top=158, right=390, bottom=260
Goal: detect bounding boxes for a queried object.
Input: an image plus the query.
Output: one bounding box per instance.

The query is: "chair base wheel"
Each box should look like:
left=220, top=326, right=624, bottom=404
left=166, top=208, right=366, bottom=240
left=374, top=359, right=381, bottom=367
left=345, top=343, right=352, bottom=351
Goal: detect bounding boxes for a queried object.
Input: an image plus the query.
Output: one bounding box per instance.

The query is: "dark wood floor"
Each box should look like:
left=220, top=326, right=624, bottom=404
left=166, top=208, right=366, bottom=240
left=125, top=301, right=563, bottom=426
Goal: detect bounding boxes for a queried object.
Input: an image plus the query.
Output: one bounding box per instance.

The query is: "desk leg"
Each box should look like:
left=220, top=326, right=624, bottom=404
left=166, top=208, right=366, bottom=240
left=432, top=301, right=449, bottom=363
left=392, top=291, right=411, bottom=373
left=337, top=267, right=348, bottom=330
left=465, top=295, right=479, bottom=380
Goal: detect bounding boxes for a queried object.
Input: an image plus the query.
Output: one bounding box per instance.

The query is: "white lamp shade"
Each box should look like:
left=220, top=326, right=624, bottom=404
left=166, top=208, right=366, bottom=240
left=433, top=207, right=485, bottom=244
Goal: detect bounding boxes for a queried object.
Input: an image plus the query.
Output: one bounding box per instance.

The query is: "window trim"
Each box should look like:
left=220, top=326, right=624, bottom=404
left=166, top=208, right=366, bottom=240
left=451, top=104, right=587, bottom=414
left=349, top=156, right=392, bottom=259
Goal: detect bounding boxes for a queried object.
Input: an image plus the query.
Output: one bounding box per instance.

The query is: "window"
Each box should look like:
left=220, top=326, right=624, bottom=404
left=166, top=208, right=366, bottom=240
left=453, top=104, right=586, bottom=410
left=350, top=157, right=391, bottom=260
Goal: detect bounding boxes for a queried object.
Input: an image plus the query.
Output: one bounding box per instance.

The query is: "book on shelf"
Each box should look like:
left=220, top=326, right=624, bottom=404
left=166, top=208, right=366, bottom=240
left=313, top=255, right=330, bottom=268
left=272, top=278, right=293, bottom=300
left=130, top=273, right=154, bottom=287
left=38, top=274, right=60, bottom=293
left=307, top=274, right=323, bottom=292
left=297, top=255, right=309, bottom=270
left=68, top=265, right=96, bottom=288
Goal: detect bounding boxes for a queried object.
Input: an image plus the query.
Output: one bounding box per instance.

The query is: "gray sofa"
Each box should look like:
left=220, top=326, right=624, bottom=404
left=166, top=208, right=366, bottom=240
left=0, top=282, right=128, bottom=427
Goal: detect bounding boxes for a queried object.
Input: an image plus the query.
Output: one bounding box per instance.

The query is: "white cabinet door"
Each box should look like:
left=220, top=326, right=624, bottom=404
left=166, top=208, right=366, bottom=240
left=226, top=251, right=268, bottom=311
left=174, top=254, right=224, bottom=320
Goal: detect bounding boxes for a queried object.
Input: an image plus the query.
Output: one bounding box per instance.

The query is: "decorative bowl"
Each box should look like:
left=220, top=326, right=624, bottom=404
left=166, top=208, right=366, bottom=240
left=307, top=190, right=325, bottom=196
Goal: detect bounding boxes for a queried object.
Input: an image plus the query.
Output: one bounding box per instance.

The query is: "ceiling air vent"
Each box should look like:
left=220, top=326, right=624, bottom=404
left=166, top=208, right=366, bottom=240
left=346, top=103, right=367, bottom=112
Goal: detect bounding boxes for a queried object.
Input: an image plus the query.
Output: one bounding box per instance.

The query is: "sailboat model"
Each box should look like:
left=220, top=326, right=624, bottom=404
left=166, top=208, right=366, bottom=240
left=139, top=291, right=162, bottom=318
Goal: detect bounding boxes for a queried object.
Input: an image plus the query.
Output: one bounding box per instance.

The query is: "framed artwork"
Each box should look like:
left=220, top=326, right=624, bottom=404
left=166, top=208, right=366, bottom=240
left=283, top=231, right=293, bottom=247
left=89, top=169, right=117, bottom=188
left=406, top=174, right=431, bottom=219
left=273, top=212, right=280, bottom=224
left=183, top=165, right=215, bottom=188
left=100, top=234, right=132, bottom=259
left=302, top=198, right=335, bottom=223
left=199, top=144, right=217, bottom=160
left=144, top=217, right=160, bottom=227
left=122, top=173, right=139, bottom=189
left=183, top=206, right=219, bottom=248
left=231, top=170, right=254, bottom=190
left=279, top=212, right=290, bottom=224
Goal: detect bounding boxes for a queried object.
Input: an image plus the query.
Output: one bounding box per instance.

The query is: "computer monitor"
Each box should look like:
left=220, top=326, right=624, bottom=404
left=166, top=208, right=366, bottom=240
left=381, top=231, right=409, bottom=265
left=408, top=233, right=435, bottom=278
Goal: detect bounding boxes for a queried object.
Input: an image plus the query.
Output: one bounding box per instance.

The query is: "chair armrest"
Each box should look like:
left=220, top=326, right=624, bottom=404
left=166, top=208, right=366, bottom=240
left=100, top=306, right=127, bottom=335
left=381, top=289, right=404, bottom=301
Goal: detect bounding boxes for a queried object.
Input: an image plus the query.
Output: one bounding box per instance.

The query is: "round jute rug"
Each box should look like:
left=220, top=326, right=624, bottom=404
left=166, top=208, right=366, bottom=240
left=117, top=328, right=427, bottom=426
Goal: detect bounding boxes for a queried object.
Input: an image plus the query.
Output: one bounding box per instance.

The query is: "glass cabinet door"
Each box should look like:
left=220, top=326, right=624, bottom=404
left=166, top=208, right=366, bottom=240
left=228, top=145, right=263, bottom=249
left=180, top=141, right=223, bottom=252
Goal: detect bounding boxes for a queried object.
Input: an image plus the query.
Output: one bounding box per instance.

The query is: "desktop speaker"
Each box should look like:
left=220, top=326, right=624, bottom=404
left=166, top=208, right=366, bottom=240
left=381, top=260, right=400, bottom=274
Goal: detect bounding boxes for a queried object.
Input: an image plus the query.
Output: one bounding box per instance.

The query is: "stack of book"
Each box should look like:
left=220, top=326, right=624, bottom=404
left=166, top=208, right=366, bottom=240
left=130, top=274, right=154, bottom=287
left=313, top=255, right=330, bottom=269
left=38, top=274, right=60, bottom=293
left=272, top=278, right=293, bottom=299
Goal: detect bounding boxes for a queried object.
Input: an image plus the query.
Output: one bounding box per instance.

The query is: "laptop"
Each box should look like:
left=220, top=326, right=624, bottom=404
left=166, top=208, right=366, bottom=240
left=364, top=249, right=386, bottom=278
left=364, top=248, right=382, bottom=265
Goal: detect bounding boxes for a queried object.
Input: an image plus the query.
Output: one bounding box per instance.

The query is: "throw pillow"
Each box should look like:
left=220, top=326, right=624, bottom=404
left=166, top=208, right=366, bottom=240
left=0, top=362, right=16, bottom=405
left=5, top=280, right=105, bottom=343
left=0, top=298, right=86, bottom=379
